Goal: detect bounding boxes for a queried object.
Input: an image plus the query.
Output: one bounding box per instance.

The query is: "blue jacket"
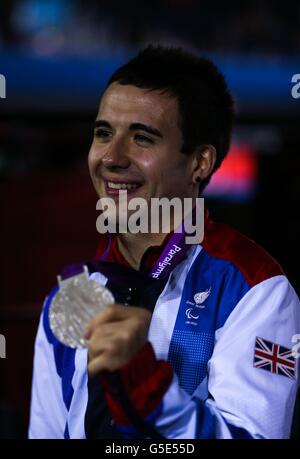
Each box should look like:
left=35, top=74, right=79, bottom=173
left=29, top=216, right=300, bottom=438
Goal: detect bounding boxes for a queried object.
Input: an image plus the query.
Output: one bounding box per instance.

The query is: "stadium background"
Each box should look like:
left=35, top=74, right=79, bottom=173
left=0, top=0, right=299, bottom=438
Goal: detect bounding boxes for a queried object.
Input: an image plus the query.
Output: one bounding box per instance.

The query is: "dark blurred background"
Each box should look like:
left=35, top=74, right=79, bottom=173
left=0, top=0, right=299, bottom=439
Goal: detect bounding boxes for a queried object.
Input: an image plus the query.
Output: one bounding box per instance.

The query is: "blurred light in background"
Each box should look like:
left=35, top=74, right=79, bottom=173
left=12, top=0, right=74, bottom=54
left=204, top=143, right=257, bottom=201
left=0, top=0, right=300, bottom=56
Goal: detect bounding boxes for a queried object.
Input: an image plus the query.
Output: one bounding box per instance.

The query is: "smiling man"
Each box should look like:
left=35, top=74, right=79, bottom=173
left=89, top=80, right=209, bottom=267
left=29, top=45, right=300, bottom=439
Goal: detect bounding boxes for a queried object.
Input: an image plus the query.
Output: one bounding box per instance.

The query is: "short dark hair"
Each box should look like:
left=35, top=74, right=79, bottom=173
left=107, top=45, right=235, bottom=192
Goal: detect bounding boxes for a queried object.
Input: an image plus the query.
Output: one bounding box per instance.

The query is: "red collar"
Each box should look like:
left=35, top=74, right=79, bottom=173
left=95, top=232, right=174, bottom=271
left=95, top=210, right=210, bottom=272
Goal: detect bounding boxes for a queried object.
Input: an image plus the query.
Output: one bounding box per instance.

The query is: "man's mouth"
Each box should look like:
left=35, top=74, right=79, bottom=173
left=103, top=179, right=143, bottom=195
left=107, top=181, right=140, bottom=190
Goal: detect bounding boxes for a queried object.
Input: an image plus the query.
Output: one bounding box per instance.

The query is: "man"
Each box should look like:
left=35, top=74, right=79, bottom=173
left=29, top=45, right=300, bottom=439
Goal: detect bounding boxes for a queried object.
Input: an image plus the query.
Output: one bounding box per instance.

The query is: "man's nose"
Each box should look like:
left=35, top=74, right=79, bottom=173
left=101, top=140, right=131, bottom=169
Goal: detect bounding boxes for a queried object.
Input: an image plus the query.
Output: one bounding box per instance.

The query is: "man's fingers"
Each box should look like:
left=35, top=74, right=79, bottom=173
left=84, top=305, right=152, bottom=376
left=87, top=325, right=137, bottom=360
left=84, top=304, right=151, bottom=338
left=87, top=327, right=124, bottom=360
left=84, top=304, right=118, bottom=338
left=84, top=317, right=115, bottom=340
left=88, top=353, right=116, bottom=375
left=84, top=304, right=127, bottom=335
left=88, top=347, right=129, bottom=375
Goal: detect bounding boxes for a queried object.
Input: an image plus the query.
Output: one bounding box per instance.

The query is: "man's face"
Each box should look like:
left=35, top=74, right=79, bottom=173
left=88, top=82, right=197, bottom=224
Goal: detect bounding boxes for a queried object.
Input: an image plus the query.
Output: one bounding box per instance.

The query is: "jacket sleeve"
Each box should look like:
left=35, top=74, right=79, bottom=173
left=101, top=275, right=300, bottom=439
left=28, top=292, right=67, bottom=439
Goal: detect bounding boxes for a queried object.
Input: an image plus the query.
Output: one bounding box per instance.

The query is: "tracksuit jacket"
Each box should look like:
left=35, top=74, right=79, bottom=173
left=29, top=213, right=300, bottom=438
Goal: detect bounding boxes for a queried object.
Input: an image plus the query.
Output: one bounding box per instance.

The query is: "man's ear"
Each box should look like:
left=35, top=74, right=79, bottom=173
left=192, top=144, right=216, bottom=183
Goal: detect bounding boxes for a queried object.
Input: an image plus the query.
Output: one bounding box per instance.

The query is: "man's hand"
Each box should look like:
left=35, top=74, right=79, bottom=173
left=84, top=304, right=151, bottom=376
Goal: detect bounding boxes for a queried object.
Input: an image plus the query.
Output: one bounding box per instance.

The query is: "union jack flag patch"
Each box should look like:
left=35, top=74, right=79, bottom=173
left=254, top=337, right=296, bottom=380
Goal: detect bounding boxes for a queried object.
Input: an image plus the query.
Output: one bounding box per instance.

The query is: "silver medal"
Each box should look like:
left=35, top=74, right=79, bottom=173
left=49, top=265, right=114, bottom=349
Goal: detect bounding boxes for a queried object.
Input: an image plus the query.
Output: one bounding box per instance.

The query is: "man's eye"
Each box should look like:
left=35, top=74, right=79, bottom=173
left=134, top=134, right=154, bottom=144
left=94, top=129, right=112, bottom=140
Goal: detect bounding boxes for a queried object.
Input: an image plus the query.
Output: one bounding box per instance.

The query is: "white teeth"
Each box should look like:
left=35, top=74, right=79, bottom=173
left=107, top=182, right=139, bottom=190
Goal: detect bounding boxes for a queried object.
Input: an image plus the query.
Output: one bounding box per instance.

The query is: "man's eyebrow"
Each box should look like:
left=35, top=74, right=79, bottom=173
left=129, top=123, right=163, bottom=138
left=94, top=120, right=111, bottom=129
left=93, top=120, right=163, bottom=138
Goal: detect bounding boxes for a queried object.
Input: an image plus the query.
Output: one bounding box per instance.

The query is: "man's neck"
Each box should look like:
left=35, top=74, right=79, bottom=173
left=117, top=232, right=167, bottom=271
